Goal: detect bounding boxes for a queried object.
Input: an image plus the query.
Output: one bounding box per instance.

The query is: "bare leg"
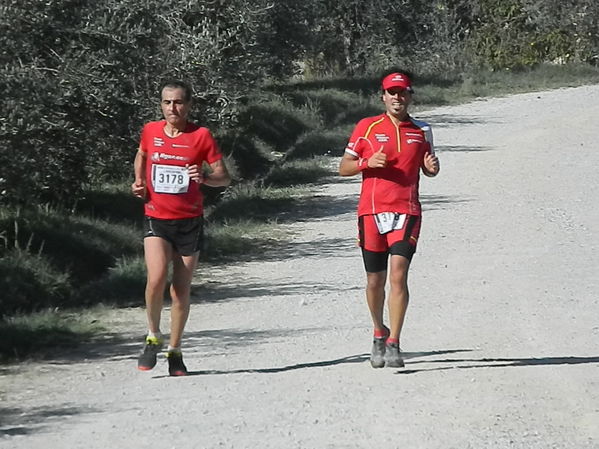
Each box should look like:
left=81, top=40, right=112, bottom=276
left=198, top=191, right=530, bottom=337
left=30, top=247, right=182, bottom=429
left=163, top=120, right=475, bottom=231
left=168, top=251, right=199, bottom=348
left=143, top=237, right=172, bottom=334
left=365, top=270, right=387, bottom=331
left=387, top=255, right=411, bottom=341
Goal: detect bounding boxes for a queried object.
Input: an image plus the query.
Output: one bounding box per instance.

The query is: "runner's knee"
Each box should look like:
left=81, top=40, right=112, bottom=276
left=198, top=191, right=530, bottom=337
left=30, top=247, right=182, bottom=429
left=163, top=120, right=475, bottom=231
left=366, top=271, right=386, bottom=291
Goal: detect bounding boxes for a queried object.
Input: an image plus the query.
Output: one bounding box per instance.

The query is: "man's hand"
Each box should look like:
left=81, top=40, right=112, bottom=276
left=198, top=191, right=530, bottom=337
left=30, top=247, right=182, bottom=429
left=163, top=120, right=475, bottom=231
left=423, top=152, right=440, bottom=176
left=131, top=179, right=146, bottom=198
left=186, top=164, right=203, bottom=184
left=368, top=146, right=387, bottom=168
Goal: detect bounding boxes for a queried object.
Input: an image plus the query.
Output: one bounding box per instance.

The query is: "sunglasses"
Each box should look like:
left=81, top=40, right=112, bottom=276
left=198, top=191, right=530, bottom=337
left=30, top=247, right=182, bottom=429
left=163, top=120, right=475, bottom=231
left=385, top=88, right=410, bottom=96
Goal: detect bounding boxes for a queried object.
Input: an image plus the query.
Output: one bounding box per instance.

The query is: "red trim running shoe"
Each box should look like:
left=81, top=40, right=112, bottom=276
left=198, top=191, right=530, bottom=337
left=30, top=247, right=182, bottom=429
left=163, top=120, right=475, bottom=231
left=384, top=342, right=405, bottom=368
left=167, top=350, right=188, bottom=377
left=137, top=336, right=163, bottom=371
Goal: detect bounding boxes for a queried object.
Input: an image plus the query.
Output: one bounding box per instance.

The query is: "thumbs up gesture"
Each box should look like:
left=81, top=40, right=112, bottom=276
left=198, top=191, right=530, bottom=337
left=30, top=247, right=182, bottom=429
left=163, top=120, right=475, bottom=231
left=368, top=146, right=387, bottom=168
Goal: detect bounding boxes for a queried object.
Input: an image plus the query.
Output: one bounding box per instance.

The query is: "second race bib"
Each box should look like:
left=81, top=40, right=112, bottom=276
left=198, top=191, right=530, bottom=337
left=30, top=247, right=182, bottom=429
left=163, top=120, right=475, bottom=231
left=374, top=212, right=406, bottom=234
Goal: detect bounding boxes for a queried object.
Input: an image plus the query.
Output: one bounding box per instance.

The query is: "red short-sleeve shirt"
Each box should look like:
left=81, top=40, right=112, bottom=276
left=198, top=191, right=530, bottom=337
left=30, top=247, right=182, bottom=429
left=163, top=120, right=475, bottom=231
left=345, top=113, right=434, bottom=217
left=140, top=120, right=223, bottom=219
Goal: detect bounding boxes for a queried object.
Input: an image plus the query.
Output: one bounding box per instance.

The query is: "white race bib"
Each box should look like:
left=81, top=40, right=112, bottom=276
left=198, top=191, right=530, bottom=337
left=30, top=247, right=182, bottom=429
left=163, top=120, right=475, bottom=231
left=374, top=212, right=406, bottom=234
left=152, top=164, right=190, bottom=194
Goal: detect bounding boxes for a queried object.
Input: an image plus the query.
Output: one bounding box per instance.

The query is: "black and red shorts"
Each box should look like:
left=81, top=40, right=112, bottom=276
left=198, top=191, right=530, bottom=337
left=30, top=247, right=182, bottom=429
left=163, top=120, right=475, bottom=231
left=358, top=214, right=421, bottom=272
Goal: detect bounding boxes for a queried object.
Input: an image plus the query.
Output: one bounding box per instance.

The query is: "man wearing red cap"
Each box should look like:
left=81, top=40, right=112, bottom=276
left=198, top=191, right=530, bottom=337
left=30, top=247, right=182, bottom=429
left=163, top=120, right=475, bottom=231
left=339, top=68, right=440, bottom=368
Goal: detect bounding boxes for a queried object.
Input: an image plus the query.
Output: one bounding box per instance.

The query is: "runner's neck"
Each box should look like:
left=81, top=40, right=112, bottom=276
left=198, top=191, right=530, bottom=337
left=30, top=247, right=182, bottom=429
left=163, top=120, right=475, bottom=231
left=164, top=122, right=186, bottom=138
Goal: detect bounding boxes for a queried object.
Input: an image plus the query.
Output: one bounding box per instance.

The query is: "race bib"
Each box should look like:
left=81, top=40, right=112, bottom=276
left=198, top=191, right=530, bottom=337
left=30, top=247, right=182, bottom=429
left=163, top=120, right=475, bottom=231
left=374, top=212, right=406, bottom=234
left=152, top=164, right=190, bottom=194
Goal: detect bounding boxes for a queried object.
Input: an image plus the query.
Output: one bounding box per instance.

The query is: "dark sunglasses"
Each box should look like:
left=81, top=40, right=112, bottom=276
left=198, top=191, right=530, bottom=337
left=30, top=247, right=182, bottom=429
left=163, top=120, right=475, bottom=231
left=385, top=87, right=410, bottom=95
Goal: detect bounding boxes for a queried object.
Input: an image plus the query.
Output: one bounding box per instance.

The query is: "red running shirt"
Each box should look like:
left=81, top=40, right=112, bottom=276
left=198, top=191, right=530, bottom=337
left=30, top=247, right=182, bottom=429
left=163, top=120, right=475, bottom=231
left=345, top=113, right=434, bottom=217
left=139, top=120, right=223, bottom=219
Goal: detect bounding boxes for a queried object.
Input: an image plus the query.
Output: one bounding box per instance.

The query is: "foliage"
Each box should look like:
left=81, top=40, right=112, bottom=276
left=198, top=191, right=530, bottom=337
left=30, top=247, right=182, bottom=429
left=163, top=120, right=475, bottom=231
left=1, top=0, right=598, bottom=207
left=0, top=251, right=71, bottom=316
left=0, top=204, right=142, bottom=316
left=1, top=0, right=599, bottom=326
left=264, top=158, right=335, bottom=186
left=0, top=0, right=308, bottom=207
left=0, top=309, right=103, bottom=362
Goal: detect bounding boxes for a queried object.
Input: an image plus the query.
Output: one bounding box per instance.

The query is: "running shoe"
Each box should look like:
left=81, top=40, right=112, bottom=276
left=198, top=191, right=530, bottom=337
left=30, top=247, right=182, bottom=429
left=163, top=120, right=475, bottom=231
left=137, top=336, right=163, bottom=371
left=167, top=350, right=188, bottom=377
left=384, top=342, right=405, bottom=368
left=370, top=337, right=387, bottom=368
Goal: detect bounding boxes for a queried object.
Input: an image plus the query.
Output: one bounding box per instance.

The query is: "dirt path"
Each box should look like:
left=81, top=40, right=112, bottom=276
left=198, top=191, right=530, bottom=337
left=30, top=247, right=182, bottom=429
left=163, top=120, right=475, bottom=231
left=2, top=85, right=599, bottom=449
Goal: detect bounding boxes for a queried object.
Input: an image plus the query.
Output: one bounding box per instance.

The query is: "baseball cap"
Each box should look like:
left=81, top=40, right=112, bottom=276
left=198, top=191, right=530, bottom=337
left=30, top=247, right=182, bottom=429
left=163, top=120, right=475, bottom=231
left=382, top=73, right=413, bottom=92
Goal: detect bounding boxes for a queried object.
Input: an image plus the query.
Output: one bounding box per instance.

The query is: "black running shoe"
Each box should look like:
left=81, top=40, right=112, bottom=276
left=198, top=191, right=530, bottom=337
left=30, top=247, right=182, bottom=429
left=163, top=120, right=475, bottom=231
left=384, top=343, right=405, bottom=368
left=137, top=336, right=163, bottom=371
left=167, top=350, right=188, bottom=377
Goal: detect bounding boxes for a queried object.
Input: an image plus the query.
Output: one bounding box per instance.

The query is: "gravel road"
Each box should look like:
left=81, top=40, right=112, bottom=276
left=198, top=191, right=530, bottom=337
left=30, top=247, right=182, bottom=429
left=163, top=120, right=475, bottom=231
left=1, top=85, right=599, bottom=449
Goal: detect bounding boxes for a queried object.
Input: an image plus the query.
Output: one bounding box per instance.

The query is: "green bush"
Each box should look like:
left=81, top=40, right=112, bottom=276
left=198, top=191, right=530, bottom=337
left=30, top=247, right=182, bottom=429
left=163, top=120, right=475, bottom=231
left=77, top=256, right=146, bottom=307
left=0, top=309, right=102, bottom=362
left=286, top=131, right=347, bottom=160
left=0, top=251, right=71, bottom=317
left=264, top=158, right=335, bottom=186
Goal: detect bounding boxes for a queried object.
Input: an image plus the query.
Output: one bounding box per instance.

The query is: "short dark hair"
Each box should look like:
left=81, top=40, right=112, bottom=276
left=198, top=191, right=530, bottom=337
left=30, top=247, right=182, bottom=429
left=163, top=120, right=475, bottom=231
left=379, top=67, right=415, bottom=91
left=160, top=80, right=193, bottom=103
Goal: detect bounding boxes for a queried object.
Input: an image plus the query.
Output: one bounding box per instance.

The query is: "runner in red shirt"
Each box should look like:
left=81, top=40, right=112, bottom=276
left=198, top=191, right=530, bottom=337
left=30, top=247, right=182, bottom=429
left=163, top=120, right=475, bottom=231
left=339, top=68, right=440, bottom=368
left=131, top=80, right=231, bottom=376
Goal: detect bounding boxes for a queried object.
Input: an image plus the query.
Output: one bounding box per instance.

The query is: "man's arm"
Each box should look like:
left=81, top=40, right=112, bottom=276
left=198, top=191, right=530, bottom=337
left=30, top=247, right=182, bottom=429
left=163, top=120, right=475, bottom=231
left=131, top=146, right=147, bottom=198
left=202, top=159, right=231, bottom=187
left=339, top=152, right=362, bottom=176
left=339, top=146, right=387, bottom=176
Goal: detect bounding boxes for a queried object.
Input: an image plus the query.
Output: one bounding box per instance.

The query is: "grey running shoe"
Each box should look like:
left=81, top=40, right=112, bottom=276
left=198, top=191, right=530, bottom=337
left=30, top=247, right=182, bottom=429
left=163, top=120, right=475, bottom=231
left=167, top=350, right=188, bottom=377
left=137, top=336, right=163, bottom=371
left=370, top=337, right=387, bottom=368
left=384, top=342, right=405, bottom=368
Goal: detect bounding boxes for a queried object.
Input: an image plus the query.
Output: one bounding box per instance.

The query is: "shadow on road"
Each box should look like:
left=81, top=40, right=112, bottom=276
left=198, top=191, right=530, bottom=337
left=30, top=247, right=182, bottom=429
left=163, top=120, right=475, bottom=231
left=416, top=114, right=489, bottom=128
left=192, top=279, right=361, bottom=304
left=396, top=354, right=599, bottom=374
left=0, top=405, right=98, bottom=437
left=152, top=353, right=369, bottom=379
left=435, top=144, right=492, bottom=153
left=150, top=349, right=473, bottom=378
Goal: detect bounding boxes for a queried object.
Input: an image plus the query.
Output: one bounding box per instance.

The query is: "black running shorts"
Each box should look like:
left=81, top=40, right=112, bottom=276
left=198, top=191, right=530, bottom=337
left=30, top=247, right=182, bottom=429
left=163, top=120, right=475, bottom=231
left=143, top=216, right=204, bottom=256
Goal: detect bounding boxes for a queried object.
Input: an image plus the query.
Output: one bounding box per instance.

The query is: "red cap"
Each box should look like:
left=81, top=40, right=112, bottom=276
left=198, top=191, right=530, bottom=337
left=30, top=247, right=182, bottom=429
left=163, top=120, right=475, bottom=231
left=382, top=73, right=413, bottom=92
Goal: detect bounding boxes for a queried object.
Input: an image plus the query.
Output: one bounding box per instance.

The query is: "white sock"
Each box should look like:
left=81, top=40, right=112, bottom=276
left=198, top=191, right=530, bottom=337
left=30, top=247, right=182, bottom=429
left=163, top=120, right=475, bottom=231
left=167, top=346, right=181, bottom=353
left=147, top=331, right=162, bottom=340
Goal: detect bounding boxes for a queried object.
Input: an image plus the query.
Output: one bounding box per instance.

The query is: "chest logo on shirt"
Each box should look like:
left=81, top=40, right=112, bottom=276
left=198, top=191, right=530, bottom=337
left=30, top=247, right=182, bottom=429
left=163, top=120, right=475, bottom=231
left=153, top=137, right=165, bottom=147
left=151, top=152, right=189, bottom=162
left=374, top=133, right=390, bottom=143
left=405, top=132, right=423, bottom=145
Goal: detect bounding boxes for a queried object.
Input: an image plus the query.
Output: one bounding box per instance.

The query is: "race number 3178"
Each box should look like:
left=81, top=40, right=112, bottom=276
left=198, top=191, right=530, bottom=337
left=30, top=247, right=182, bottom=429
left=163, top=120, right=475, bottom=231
left=152, top=164, right=190, bottom=194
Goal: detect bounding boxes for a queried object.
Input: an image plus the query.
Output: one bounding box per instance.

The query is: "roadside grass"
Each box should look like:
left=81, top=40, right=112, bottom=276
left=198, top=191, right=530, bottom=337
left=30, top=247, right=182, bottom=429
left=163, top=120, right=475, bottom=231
left=204, top=219, right=288, bottom=262
left=0, top=205, right=141, bottom=286
left=417, top=63, right=599, bottom=107
left=2, top=63, right=597, bottom=363
left=285, top=130, right=349, bottom=160
left=279, top=63, right=599, bottom=111
left=206, top=182, right=307, bottom=222
left=75, top=182, right=145, bottom=225
left=0, top=250, right=72, bottom=314
left=0, top=308, right=104, bottom=363
left=264, top=156, right=335, bottom=186
left=0, top=205, right=143, bottom=319
left=239, top=97, right=320, bottom=152
left=77, top=256, right=147, bottom=307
